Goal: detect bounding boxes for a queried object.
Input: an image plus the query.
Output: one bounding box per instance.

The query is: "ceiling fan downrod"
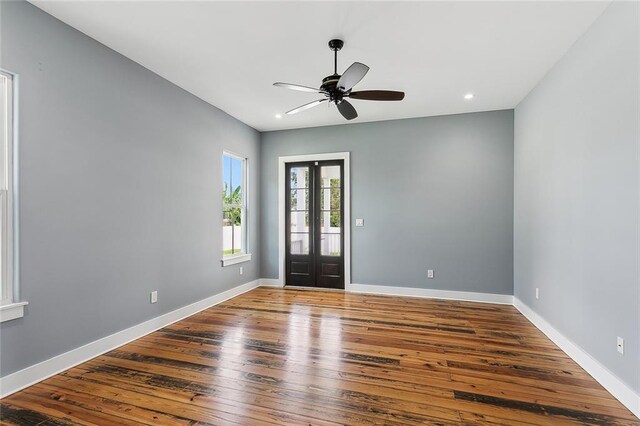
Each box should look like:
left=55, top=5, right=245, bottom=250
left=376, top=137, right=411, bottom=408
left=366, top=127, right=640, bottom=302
left=328, top=39, right=343, bottom=75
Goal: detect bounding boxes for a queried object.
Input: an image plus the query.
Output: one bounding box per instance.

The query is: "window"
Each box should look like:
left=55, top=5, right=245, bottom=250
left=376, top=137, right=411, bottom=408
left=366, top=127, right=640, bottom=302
left=221, top=152, right=251, bottom=266
left=1, top=71, right=14, bottom=306
left=0, top=70, right=26, bottom=322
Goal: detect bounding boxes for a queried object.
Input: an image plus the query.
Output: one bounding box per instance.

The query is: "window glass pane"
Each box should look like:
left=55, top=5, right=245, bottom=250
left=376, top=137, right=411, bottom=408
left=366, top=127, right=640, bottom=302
left=222, top=153, right=246, bottom=258
left=290, top=211, right=309, bottom=233
left=0, top=73, right=9, bottom=302
left=320, top=211, right=341, bottom=232
left=321, top=234, right=341, bottom=256
left=223, top=155, right=232, bottom=197
left=231, top=157, right=243, bottom=200
left=320, top=188, right=340, bottom=210
left=290, top=167, right=309, bottom=189
left=234, top=221, right=243, bottom=254
left=223, top=210, right=243, bottom=256
left=290, top=233, right=309, bottom=254
left=223, top=155, right=243, bottom=207
left=290, top=189, right=309, bottom=211
left=0, top=75, right=7, bottom=189
left=223, top=203, right=242, bottom=230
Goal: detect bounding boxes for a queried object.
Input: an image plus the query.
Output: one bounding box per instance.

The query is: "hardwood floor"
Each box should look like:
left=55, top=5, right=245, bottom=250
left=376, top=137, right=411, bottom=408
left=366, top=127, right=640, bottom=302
left=1, top=287, right=637, bottom=425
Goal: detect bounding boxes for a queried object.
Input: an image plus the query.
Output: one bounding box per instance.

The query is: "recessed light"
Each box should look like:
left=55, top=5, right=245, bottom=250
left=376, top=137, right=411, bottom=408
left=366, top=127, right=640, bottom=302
left=464, top=93, right=475, bottom=100
left=275, top=113, right=282, bottom=119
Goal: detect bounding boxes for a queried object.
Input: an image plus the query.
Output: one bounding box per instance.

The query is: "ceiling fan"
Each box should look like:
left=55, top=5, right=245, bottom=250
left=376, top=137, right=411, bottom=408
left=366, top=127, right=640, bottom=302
left=273, top=39, right=405, bottom=121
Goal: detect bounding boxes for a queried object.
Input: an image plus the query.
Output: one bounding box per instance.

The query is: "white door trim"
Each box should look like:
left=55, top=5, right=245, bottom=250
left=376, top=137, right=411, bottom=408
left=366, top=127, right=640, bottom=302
left=278, top=152, right=351, bottom=287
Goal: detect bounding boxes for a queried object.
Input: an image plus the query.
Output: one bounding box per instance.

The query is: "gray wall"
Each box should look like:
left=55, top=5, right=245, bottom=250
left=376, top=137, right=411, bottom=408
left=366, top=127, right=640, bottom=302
left=261, top=110, right=514, bottom=295
left=514, top=1, right=639, bottom=392
left=0, top=1, right=260, bottom=377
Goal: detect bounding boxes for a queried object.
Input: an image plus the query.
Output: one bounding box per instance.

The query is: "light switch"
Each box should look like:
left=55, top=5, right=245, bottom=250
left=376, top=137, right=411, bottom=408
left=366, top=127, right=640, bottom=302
left=355, top=218, right=364, bottom=227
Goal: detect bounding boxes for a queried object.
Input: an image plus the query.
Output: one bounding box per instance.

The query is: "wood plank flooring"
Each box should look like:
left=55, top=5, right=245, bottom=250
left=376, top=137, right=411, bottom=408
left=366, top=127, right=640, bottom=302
left=1, top=287, right=638, bottom=425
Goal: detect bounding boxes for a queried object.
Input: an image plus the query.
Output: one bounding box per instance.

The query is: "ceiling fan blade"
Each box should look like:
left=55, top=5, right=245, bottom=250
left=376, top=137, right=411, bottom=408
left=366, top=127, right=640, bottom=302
left=349, top=90, right=405, bottom=101
left=285, top=99, right=327, bottom=115
left=337, top=62, right=369, bottom=92
left=273, top=82, right=323, bottom=93
left=337, top=100, right=358, bottom=120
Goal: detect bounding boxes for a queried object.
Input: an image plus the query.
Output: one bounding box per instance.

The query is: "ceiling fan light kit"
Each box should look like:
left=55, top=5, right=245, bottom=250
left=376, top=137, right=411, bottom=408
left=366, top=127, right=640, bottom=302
left=273, top=39, right=405, bottom=121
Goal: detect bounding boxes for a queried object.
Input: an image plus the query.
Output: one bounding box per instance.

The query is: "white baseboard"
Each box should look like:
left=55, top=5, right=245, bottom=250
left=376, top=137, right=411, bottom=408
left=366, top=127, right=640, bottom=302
left=2, top=280, right=637, bottom=420
left=0, top=279, right=261, bottom=399
left=514, top=298, right=640, bottom=419
left=259, top=278, right=284, bottom=287
left=347, top=283, right=514, bottom=305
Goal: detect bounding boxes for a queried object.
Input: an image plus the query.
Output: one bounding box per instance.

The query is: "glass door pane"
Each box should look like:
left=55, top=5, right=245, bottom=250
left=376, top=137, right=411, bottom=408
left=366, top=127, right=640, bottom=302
left=290, top=166, right=309, bottom=189
left=290, top=232, right=310, bottom=254
left=289, top=166, right=310, bottom=255
left=319, top=165, right=341, bottom=256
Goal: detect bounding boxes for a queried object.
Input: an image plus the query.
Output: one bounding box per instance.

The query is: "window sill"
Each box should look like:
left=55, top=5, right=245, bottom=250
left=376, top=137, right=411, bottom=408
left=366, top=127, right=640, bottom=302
left=0, top=301, right=28, bottom=323
left=221, top=253, right=252, bottom=267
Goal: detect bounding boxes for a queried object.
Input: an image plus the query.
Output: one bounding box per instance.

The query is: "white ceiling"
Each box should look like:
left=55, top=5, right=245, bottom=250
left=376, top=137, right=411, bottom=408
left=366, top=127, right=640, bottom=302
left=31, top=1, right=609, bottom=132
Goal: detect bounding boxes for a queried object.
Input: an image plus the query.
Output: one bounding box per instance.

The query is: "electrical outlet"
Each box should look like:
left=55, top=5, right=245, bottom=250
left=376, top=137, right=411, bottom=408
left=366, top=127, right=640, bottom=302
left=355, top=218, right=364, bottom=227
left=535, top=288, right=539, bottom=300
left=427, top=269, right=434, bottom=279
left=617, top=337, right=624, bottom=354
left=150, top=291, right=158, bottom=304
left=239, top=266, right=244, bottom=275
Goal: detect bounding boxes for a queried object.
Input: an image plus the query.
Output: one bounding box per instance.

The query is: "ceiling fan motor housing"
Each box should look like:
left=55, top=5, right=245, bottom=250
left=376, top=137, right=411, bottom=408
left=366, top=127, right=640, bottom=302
left=320, top=75, right=345, bottom=103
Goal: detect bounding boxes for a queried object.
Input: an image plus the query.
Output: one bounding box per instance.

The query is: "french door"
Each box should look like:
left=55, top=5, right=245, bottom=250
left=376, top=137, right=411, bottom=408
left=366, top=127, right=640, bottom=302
left=285, top=160, right=344, bottom=289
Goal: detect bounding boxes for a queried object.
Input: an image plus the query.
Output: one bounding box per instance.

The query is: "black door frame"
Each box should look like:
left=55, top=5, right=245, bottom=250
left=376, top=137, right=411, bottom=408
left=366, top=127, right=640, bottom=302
left=285, top=160, right=345, bottom=289
left=278, top=153, right=351, bottom=289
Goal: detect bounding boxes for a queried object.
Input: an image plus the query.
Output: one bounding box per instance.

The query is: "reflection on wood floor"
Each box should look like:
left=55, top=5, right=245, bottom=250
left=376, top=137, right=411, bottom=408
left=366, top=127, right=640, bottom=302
left=1, top=287, right=638, bottom=425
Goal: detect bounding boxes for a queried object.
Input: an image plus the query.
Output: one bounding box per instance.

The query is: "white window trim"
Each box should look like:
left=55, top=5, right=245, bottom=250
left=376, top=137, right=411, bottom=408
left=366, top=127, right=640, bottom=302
left=0, top=301, right=27, bottom=323
left=221, top=253, right=252, bottom=267
left=1, top=69, right=26, bottom=323
left=221, top=150, right=252, bottom=267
